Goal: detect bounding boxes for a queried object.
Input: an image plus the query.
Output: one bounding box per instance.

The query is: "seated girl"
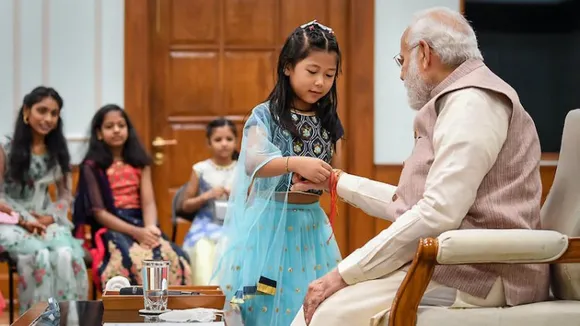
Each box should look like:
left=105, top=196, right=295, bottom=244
left=73, top=104, right=192, bottom=290
left=180, top=118, right=238, bottom=285
left=0, top=86, right=88, bottom=314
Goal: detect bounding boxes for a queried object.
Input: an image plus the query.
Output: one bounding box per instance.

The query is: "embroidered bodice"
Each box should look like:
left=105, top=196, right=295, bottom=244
left=272, top=110, right=335, bottom=195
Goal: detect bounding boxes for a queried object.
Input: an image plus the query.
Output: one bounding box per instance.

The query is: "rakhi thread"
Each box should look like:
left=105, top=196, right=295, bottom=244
left=327, top=171, right=339, bottom=243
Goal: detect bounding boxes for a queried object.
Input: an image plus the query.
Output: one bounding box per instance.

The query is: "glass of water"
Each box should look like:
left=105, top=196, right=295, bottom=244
left=142, top=259, right=170, bottom=312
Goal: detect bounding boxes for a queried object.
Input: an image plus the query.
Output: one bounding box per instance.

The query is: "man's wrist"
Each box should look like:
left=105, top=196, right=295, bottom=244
left=325, top=169, right=344, bottom=193
left=323, top=269, right=348, bottom=298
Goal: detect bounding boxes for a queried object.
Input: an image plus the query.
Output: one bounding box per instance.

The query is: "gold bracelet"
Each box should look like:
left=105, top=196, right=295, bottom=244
left=285, top=157, right=290, bottom=173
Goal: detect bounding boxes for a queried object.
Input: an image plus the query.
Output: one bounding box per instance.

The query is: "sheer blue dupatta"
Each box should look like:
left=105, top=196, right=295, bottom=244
left=212, top=102, right=293, bottom=303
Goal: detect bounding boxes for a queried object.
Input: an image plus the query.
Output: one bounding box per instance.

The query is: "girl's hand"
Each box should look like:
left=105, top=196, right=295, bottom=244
left=291, top=173, right=329, bottom=192
left=19, top=219, right=46, bottom=235
left=0, top=203, right=13, bottom=215
left=206, top=187, right=229, bottom=200
left=291, top=169, right=342, bottom=192
left=30, top=212, right=55, bottom=226
left=134, top=227, right=160, bottom=249
left=145, top=224, right=162, bottom=237
left=289, top=157, right=332, bottom=184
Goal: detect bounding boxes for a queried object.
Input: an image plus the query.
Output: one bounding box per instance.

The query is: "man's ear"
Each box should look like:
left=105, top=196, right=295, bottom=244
left=418, top=40, right=431, bottom=69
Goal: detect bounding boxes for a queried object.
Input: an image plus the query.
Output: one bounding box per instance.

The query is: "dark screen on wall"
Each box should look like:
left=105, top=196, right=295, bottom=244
left=465, top=0, right=580, bottom=153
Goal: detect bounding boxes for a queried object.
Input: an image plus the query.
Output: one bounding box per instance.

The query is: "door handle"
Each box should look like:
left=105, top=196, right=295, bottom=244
left=152, top=137, right=177, bottom=147
left=154, top=152, right=164, bottom=166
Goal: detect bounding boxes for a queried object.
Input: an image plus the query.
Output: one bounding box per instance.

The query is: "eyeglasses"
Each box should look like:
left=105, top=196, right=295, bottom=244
left=393, top=43, right=421, bottom=67
left=393, top=53, right=404, bottom=67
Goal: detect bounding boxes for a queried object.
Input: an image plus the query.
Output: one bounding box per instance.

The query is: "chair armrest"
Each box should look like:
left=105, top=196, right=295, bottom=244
left=437, top=229, right=568, bottom=264
left=172, top=217, right=192, bottom=245
left=389, top=231, right=580, bottom=326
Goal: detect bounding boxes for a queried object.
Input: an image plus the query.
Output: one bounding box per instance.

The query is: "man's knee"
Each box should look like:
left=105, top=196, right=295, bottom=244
left=307, top=300, right=342, bottom=325
left=290, top=306, right=307, bottom=326
left=290, top=305, right=337, bottom=326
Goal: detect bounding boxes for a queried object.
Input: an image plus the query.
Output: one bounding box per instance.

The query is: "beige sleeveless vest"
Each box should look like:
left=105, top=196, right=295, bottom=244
left=386, top=59, right=548, bottom=305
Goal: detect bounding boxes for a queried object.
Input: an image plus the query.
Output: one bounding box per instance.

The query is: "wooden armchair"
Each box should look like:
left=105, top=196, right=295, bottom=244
left=388, top=109, right=580, bottom=326
left=389, top=232, right=580, bottom=326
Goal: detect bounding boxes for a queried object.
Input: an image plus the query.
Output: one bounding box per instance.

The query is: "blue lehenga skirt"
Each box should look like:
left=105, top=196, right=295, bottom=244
left=219, top=200, right=342, bottom=326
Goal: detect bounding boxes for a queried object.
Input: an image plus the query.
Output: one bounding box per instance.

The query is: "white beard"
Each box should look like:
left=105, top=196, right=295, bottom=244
left=404, top=55, right=435, bottom=111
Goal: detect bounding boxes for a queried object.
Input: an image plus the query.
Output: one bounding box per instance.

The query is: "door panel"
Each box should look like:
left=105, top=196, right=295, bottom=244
left=169, top=53, right=220, bottom=115
left=224, top=0, right=277, bottom=46
left=279, top=0, right=330, bottom=39
left=223, top=51, right=275, bottom=114
left=170, top=0, right=219, bottom=44
left=149, top=0, right=349, bottom=252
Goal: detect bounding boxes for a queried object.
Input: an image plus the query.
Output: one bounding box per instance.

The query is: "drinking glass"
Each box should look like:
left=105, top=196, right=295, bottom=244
left=142, top=259, right=170, bottom=312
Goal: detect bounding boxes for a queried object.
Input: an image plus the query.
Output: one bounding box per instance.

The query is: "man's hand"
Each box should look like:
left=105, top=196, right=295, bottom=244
left=291, top=173, right=329, bottom=192
left=291, top=169, right=344, bottom=193
left=302, top=269, right=348, bottom=324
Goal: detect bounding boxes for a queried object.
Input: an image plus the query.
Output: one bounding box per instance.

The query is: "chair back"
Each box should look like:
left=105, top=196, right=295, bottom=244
left=541, top=109, right=580, bottom=299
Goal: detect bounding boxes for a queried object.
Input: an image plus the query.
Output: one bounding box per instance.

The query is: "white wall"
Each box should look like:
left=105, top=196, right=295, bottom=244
left=0, top=0, right=124, bottom=163
left=374, top=0, right=460, bottom=164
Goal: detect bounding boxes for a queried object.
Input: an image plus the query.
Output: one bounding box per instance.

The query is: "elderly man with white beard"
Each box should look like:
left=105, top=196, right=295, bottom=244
left=290, top=7, right=548, bottom=326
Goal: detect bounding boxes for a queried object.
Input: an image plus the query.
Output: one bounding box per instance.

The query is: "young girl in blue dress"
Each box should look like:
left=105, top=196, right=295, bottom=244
left=213, top=20, right=344, bottom=326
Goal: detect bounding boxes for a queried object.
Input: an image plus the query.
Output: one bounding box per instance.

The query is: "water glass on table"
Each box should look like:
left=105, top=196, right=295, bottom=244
left=140, top=259, right=170, bottom=314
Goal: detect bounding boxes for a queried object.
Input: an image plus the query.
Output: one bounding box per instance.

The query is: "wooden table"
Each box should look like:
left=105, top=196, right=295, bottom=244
left=13, top=301, right=232, bottom=325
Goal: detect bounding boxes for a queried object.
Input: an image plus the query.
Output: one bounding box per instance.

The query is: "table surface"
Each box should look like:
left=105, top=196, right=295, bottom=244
left=13, top=301, right=232, bottom=325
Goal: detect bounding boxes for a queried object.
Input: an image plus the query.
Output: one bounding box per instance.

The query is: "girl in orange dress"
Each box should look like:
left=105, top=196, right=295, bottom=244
left=73, top=104, right=191, bottom=290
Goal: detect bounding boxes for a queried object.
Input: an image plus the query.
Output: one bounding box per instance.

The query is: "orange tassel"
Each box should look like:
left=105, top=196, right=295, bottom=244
left=327, top=171, right=339, bottom=243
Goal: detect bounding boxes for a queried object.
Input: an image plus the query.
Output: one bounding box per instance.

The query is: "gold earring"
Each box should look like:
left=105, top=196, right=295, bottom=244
left=23, top=115, right=29, bottom=124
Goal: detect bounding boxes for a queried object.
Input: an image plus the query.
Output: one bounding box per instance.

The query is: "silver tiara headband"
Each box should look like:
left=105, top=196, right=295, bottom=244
left=300, top=20, right=334, bottom=34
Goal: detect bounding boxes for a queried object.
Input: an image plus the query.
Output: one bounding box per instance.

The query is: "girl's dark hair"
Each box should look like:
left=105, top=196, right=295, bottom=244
left=8, top=86, right=71, bottom=189
left=267, top=22, right=343, bottom=144
left=206, top=118, right=239, bottom=160
left=82, top=104, right=152, bottom=169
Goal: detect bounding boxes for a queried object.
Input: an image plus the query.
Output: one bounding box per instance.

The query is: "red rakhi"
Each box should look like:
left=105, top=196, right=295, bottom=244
left=327, top=171, right=339, bottom=243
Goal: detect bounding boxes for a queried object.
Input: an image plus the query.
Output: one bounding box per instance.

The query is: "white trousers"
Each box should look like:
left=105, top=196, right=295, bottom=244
left=290, top=269, right=506, bottom=326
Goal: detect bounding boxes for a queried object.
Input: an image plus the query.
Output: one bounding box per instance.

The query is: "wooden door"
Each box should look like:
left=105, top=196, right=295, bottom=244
left=145, top=0, right=350, bottom=248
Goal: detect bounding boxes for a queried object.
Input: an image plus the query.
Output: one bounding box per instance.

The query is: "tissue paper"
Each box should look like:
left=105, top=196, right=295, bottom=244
left=158, top=308, right=223, bottom=323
